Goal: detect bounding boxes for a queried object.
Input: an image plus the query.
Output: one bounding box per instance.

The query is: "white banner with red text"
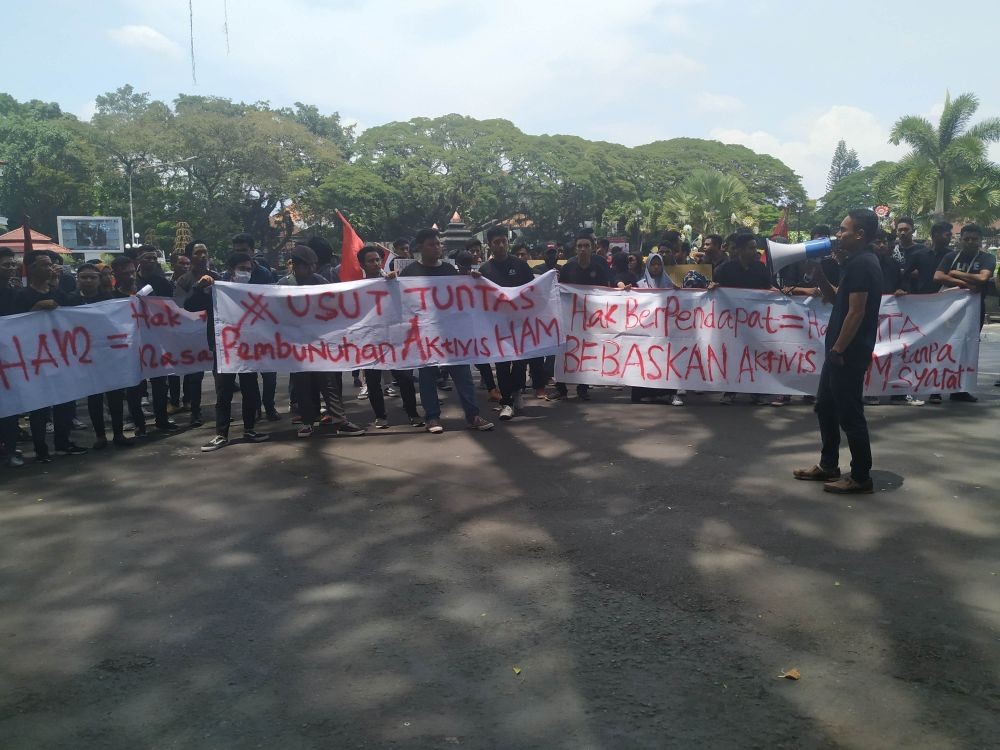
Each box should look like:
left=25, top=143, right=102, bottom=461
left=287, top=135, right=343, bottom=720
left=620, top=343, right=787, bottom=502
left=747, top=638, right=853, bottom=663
left=554, top=285, right=981, bottom=396
left=0, top=296, right=212, bottom=418
left=211, top=273, right=564, bottom=373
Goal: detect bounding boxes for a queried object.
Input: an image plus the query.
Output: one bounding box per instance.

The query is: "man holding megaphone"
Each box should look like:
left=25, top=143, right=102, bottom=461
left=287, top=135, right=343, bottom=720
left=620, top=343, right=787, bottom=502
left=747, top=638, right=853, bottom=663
left=793, top=209, right=883, bottom=495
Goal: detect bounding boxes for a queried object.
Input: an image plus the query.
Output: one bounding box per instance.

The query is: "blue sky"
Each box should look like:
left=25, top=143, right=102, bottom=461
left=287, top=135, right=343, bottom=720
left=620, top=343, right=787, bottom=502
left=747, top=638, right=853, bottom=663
left=5, top=0, right=998, bottom=197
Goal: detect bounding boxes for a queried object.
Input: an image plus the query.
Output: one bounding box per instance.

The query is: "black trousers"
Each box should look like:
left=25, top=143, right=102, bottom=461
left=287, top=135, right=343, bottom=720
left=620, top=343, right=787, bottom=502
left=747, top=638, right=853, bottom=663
left=214, top=371, right=260, bottom=437
left=475, top=364, right=496, bottom=391
left=88, top=389, right=125, bottom=439
left=125, top=384, right=145, bottom=429
left=185, top=372, right=204, bottom=417
left=29, top=401, right=74, bottom=457
left=261, top=372, right=277, bottom=411
left=293, top=372, right=345, bottom=425
left=495, top=361, right=527, bottom=406
left=1, top=415, right=19, bottom=455
left=815, top=360, right=872, bottom=482
left=363, top=369, right=419, bottom=419
left=150, top=376, right=170, bottom=426
left=168, top=373, right=203, bottom=409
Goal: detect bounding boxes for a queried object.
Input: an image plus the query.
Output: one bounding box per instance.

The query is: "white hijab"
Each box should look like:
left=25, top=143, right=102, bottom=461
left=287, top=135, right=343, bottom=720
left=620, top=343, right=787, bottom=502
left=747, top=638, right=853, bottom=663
left=639, top=253, right=675, bottom=289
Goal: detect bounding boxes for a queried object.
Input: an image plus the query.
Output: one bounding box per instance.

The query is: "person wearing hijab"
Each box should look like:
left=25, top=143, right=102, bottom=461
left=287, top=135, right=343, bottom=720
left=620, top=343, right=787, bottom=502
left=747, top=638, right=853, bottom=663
left=637, top=253, right=676, bottom=289
left=631, top=252, right=682, bottom=406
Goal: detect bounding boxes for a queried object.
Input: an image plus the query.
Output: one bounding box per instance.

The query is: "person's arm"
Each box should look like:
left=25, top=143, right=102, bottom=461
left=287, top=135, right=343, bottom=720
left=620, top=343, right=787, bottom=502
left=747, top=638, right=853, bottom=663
left=946, top=267, right=991, bottom=286
left=934, top=268, right=969, bottom=289
left=183, top=276, right=214, bottom=312
left=810, top=261, right=837, bottom=303
left=828, top=291, right=868, bottom=363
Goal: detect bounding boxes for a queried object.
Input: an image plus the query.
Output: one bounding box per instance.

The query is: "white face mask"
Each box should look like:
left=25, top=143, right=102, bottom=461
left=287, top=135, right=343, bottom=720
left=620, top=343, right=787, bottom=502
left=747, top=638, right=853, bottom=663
left=233, top=270, right=251, bottom=283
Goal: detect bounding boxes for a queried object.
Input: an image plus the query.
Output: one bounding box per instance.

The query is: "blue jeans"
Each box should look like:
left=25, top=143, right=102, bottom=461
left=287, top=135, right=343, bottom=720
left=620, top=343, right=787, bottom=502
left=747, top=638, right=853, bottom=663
left=418, top=366, right=479, bottom=422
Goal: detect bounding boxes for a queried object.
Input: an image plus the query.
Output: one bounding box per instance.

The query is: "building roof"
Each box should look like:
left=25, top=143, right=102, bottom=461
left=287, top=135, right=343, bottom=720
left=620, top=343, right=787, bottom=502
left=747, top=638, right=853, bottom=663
left=0, top=226, right=73, bottom=254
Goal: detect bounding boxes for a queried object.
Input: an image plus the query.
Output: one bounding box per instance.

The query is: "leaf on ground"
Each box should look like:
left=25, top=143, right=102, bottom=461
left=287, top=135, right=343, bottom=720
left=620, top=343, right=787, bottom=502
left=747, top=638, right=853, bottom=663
left=512, top=666, right=522, bottom=675
left=779, top=668, right=801, bottom=680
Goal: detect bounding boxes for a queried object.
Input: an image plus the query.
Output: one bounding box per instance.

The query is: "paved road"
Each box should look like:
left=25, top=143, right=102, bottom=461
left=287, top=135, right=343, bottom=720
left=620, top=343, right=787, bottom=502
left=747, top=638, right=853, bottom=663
left=2, top=344, right=999, bottom=749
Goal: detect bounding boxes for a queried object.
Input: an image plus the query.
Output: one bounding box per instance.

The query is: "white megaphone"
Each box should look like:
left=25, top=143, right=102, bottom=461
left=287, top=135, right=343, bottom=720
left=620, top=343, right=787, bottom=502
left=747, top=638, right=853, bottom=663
left=765, top=237, right=835, bottom=273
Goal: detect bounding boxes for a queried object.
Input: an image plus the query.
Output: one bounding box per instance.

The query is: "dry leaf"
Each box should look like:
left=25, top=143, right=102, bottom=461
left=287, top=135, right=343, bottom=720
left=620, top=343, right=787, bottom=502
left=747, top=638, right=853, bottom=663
left=780, top=668, right=801, bottom=680
left=513, top=666, right=522, bottom=675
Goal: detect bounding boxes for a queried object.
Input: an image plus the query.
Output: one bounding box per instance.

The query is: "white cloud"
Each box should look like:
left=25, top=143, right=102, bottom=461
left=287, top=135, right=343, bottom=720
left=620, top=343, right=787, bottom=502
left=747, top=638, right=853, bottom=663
left=694, top=93, right=744, bottom=114
left=107, top=25, right=182, bottom=60
left=73, top=99, right=97, bottom=122
left=711, top=105, right=906, bottom=198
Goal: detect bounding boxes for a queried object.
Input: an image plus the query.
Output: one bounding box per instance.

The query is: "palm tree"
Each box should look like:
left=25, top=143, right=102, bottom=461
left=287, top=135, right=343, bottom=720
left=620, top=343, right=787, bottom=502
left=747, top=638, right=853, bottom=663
left=876, top=92, right=1000, bottom=220
left=663, top=170, right=754, bottom=237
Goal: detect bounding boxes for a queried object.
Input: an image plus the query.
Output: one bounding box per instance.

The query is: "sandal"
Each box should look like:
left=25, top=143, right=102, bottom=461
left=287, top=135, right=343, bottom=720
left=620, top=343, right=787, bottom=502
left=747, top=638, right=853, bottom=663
left=793, top=464, right=841, bottom=481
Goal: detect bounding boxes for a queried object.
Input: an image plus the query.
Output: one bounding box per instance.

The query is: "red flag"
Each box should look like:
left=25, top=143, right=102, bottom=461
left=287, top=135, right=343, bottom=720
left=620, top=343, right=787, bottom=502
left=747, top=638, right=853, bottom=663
left=336, top=209, right=365, bottom=282
left=21, top=215, right=33, bottom=254
left=770, top=213, right=788, bottom=240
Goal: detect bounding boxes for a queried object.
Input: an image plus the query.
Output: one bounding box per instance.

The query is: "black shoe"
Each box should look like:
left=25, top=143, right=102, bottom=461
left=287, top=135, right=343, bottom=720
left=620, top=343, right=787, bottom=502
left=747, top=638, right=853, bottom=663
left=189, top=416, right=204, bottom=428
left=265, top=409, right=281, bottom=421
left=437, top=379, right=453, bottom=391
left=112, top=434, right=135, bottom=448
left=55, top=444, right=88, bottom=456
left=928, top=394, right=942, bottom=404
left=949, top=392, right=978, bottom=403
left=92, top=438, right=109, bottom=450
left=34, top=455, right=53, bottom=464
left=243, top=430, right=270, bottom=443
left=408, top=415, right=425, bottom=427
left=134, top=425, right=147, bottom=437
left=576, top=387, right=591, bottom=401
left=156, top=420, right=180, bottom=432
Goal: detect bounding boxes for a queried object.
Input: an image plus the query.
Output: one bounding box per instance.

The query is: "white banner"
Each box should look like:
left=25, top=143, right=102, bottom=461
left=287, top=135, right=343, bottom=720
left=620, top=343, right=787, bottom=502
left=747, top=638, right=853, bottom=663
left=211, top=273, right=564, bottom=373
left=555, top=285, right=981, bottom=395
left=0, top=297, right=210, bottom=418
left=0, top=280, right=983, bottom=417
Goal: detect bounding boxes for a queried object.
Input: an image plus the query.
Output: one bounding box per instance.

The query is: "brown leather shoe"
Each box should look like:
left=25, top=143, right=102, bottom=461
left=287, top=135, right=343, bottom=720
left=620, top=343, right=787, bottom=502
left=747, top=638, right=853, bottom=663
left=793, top=464, right=841, bottom=481
left=823, top=477, right=874, bottom=494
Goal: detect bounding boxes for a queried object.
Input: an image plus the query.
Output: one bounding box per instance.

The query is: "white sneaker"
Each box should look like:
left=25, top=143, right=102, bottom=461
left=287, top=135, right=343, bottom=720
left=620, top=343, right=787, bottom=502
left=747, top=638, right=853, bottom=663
left=7, top=454, right=24, bottom=467
left=499, top=405, right=514, bottom=420
left=671, top=395, right=684, bottom=406
left=357, top=385, right=368, bottom=399
left=906, top=395, right=925, bottom=406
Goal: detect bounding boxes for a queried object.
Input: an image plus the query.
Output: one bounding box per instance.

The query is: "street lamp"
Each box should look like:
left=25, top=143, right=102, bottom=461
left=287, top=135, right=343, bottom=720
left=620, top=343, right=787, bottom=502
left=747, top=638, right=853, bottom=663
left=127, top=156, right=196, bottom=248
left=634, top=207, right=642, bottom=253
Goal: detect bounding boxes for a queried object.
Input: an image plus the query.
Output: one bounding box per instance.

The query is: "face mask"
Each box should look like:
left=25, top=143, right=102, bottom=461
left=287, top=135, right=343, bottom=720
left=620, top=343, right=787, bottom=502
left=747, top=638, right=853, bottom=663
left=233, top=271, right=251, bottom=283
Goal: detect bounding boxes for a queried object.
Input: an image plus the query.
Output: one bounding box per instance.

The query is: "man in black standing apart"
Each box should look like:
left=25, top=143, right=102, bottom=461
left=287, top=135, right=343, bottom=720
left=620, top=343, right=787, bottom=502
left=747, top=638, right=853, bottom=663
left=794, top=209, right=883, bottom=494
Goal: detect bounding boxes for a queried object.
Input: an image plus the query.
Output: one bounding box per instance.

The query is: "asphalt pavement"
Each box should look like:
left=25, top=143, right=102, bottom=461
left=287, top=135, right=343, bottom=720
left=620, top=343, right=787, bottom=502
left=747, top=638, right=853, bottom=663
left=1, top=340, right=998, bottom=749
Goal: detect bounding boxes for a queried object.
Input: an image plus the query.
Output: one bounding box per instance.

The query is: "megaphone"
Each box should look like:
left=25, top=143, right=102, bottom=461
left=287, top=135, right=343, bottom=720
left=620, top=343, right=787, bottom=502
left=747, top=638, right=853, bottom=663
left=765, top=237, right=836, bottom=273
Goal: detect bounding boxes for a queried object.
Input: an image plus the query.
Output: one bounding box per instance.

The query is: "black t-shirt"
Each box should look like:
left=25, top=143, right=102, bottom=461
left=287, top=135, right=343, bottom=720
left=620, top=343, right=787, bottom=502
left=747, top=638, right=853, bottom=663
left=714, top=259, right=772, bottom=289
left=63, top=290, right=114, bottom=306
left=904, top=246, right=948, bottom=293
left=876, top=254, right=901, bottom=294
left=137, top=272, right=175, bottom=298
left=826, top=249, right=883, bottom=367
left=13, top=286, right=62, bottom=314
left=936, top=249, right=996, bottom=321
left=478, top=255, right=534, bottom=287
left=0, top=286, right=17, bottom=317
left=558, top=257, right=612, bottom=286
left=399, top=262, right=458, bottom=278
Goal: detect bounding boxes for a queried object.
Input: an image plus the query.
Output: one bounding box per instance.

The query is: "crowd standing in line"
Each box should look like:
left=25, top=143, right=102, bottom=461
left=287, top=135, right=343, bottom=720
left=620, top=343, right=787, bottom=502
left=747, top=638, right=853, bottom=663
left=1, top=213, right=995, bottom=494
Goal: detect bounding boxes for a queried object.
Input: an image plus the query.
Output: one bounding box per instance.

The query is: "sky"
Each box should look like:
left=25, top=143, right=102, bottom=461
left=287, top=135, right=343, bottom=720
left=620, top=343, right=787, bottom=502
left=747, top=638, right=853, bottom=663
left=5, top=0, right=999, bottom=198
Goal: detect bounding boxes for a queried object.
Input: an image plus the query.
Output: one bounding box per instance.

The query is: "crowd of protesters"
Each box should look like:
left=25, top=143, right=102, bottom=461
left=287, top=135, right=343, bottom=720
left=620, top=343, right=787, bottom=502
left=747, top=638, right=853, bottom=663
left=2, top=215, right=995, bottom=492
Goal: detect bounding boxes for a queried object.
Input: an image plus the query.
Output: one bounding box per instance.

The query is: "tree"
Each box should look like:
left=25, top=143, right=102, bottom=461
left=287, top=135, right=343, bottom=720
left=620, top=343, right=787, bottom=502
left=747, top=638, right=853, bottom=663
left=815, top=161, right=893, bottom=227
left=0, top=95, right=98, bottom=235
left=826, top=140, right=860, bottom=192
left=662, top=170, right=754, bottom=238
left=875, top=91, right=1000, bottom=220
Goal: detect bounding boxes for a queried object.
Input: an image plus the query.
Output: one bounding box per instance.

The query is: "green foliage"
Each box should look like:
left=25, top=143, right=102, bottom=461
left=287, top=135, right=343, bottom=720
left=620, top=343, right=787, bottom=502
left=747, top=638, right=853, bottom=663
left=875, top=91, right=1000, bottom=222
left=815, top=161, right=893, bottom=227
left=1, top=88, right=810, bottom=253
left=826, top=140, right=861, bottom=192
left=662, top=170, right=755, bottom=237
